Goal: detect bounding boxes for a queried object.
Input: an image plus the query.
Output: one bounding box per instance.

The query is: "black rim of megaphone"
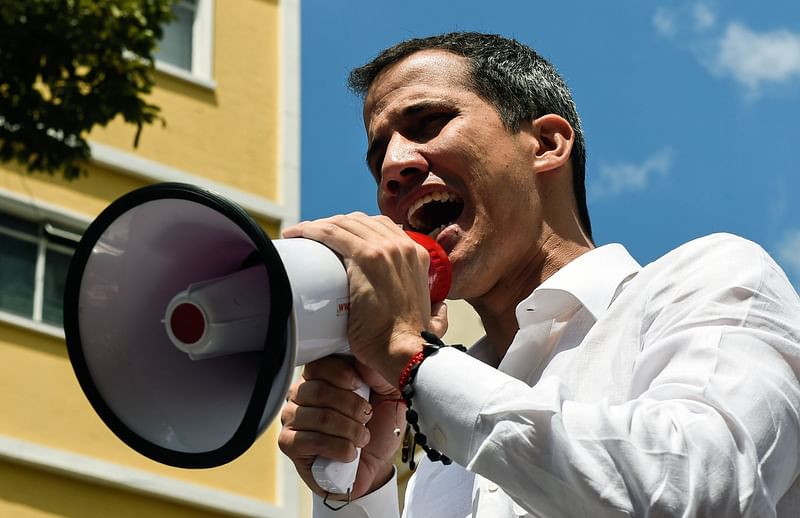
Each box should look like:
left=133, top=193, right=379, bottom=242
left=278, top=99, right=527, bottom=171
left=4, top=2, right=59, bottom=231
left=63, top=182, right=292, bottom=468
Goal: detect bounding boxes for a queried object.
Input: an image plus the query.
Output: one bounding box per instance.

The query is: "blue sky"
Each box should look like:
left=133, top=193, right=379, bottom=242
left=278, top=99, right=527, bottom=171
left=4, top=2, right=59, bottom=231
left=300, top=0, right=800, bottom=288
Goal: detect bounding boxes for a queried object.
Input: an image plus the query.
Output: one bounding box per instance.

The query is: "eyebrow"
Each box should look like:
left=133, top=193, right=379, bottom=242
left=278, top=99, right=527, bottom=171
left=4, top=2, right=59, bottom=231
left=364, top=99, right=452, bottom=174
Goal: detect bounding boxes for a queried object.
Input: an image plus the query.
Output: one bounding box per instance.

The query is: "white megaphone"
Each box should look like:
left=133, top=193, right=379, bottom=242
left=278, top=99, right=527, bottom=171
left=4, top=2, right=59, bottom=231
left=63, top=183, right=451, bottom=495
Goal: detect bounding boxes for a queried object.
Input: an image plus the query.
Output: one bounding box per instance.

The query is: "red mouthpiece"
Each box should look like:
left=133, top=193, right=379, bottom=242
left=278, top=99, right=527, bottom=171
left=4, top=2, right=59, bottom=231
left=405, top=231, right=452, bottom=304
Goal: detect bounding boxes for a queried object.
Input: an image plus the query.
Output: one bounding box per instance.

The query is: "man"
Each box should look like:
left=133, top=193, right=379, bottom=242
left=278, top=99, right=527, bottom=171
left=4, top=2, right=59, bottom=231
left=279, top=32, right=800, bottom=517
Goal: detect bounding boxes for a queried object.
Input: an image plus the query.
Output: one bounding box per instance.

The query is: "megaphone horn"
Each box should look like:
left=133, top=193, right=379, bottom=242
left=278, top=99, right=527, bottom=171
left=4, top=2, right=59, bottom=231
left=63, top=183, right=451, bottom=495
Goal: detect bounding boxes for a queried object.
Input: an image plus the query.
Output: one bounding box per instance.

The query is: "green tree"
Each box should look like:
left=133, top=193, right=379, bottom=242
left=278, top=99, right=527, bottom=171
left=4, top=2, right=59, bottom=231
left=0, top=0, right=175, bottom=179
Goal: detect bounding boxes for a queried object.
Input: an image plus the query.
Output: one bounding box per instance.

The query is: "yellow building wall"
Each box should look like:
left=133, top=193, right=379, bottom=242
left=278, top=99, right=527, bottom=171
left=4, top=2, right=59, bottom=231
left=0, top=321, right=281, bottom=501
left=94, top=0, right=282, bottom=201
left=0, top=0, right=303, bottom=516
left=0, top=460, right=228, bottom=518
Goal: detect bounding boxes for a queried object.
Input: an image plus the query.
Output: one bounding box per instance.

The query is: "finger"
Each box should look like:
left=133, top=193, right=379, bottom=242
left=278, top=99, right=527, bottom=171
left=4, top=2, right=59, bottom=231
left=281, top=220, right=308, bottom=239
left=302, top=356, right=365, bottom=391
left=368, top=213, right=410, bottom=237
left=354, top=360, right=398, bottom=398
left=280, top=215, right=407, bottom=261
left=282, top=217, right=430, bottom=289
left=291, top=405, right=371, bottom=446
left=282, top=217, right=351, bottom=241
left=284, top=218, right=365, bottom=257
left=279, top=428, right=363, bottom=463
left=280, top=398, right=369, bottom=455
left=292, top=379, right=373, bottom=423
left=429, top=301, right=449, bottom=337
left=343, top=215, right=431, bottom=255
left=324, top=214, right=395, bottom=244
left=343, top=213, right=407, bottom=240
left=335, top=217, right=428, bottom=274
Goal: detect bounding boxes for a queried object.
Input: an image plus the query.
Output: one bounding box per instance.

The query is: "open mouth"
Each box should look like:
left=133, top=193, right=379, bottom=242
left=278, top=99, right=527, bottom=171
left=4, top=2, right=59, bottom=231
left=406, top=192, right=464, bottom=238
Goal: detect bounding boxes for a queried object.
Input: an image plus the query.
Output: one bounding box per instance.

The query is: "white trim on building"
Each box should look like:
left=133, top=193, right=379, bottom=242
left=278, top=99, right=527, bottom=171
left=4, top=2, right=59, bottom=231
left=279, top=0, right=302, bottom=228
left=0, top=187, right=92, bottom=230
left=0, top=434, right=303, bottom=518
left=88, top=141, right=296, bottom=229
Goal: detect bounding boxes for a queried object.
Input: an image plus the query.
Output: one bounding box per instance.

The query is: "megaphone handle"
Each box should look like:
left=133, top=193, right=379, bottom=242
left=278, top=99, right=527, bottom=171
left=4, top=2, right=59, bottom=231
left=311, top=383, right=371, bottom=494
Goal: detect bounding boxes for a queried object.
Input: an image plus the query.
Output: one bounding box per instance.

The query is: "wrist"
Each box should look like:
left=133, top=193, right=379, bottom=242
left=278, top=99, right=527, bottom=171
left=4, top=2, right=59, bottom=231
left=397, top=333, right=467, bottom=471
left=383, top=330, right=425, bottom=389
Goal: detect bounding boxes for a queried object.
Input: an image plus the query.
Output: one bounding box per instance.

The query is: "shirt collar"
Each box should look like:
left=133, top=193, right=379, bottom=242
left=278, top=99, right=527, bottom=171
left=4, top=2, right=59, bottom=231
left=515, top=243, right=642, bottom=326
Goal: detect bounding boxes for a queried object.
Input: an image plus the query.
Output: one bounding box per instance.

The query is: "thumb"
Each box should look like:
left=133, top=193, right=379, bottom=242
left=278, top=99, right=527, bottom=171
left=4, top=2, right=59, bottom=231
left=429, top=301, right=449, bottom=338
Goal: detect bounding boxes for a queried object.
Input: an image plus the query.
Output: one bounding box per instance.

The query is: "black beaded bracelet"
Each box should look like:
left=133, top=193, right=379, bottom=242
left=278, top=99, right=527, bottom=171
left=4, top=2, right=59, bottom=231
left=400, top=331, right=466, bottom=471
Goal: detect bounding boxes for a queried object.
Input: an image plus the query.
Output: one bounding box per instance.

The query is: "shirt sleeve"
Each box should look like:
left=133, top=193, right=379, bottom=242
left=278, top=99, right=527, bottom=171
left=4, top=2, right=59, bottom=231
left=411, top=236, right=800, bottom=517
left=312, top=467, right=400, bottom=518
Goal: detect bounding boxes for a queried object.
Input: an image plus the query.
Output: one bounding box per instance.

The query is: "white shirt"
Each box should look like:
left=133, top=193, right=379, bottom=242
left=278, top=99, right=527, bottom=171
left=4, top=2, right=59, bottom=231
left=314, top=234, right=800, bottom=517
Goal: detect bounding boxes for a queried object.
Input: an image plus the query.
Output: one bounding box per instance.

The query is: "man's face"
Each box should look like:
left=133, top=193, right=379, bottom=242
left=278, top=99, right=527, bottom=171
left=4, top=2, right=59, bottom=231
left=363, top=50, right=544, bottom=300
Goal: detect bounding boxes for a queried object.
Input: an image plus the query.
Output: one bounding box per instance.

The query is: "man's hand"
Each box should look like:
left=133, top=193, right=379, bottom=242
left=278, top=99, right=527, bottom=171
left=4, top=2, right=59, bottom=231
left=279, top=213, right=449, bottom=498
left=278, top=356, right=405, bottom=499
left=282, top=213, right=448, bottom=384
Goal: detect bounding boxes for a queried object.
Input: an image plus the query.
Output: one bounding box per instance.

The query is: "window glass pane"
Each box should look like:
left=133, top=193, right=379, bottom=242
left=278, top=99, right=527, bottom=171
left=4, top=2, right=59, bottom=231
left=156, top=0, right=196, bottom=71
left=43, top=247, right=74, bottom=326
left=0, top=211, right=37, bottom=236
left=0, top=233, right=36, bottom=318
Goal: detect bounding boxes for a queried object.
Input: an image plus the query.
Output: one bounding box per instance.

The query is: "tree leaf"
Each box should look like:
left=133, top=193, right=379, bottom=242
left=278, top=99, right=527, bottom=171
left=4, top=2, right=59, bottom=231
left=0, top=0, right=176, bottom=179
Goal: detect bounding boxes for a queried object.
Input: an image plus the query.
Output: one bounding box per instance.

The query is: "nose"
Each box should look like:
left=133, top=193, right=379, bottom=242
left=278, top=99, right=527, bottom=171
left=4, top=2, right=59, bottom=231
left=380, top=132, right=428, bottom=196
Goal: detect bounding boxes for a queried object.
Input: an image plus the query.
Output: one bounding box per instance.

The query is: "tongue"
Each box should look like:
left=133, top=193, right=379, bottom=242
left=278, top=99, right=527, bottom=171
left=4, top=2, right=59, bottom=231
left=405, top=230, right=452, bottom=303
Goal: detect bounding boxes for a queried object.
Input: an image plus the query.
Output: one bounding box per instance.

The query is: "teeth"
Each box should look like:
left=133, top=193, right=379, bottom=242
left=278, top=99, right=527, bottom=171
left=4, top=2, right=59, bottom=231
left=407, top=192, right=460, bottom=228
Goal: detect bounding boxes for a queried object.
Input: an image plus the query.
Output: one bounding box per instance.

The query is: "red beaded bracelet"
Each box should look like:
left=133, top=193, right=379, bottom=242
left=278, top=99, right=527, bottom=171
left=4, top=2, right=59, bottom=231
left=397, top=331, right=466, bottom=471
left=398, top=350, right=426, bottom=389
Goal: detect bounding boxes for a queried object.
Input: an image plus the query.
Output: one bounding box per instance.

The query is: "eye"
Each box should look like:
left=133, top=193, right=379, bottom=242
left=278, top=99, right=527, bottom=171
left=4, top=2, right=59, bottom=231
left=368, top=152, right=384, bottom=183
left=366, top=138, right=387, bottom=183
left=365, top=107, right=456, bottom=182
left=416, top=112, right=452, bottom=140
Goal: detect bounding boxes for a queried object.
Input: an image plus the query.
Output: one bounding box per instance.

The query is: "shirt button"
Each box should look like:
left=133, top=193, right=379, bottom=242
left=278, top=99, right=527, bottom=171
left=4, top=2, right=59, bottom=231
left=488, top=482, right=499, bottom=492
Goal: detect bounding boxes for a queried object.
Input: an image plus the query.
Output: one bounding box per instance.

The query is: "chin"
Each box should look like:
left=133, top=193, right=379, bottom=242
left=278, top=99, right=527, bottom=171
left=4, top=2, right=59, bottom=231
left=443, top=261, right=469, bottom=301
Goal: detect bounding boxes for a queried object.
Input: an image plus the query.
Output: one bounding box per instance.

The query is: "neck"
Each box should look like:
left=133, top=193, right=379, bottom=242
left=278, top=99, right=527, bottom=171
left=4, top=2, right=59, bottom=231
left=467, top=231, right=592, bottom=360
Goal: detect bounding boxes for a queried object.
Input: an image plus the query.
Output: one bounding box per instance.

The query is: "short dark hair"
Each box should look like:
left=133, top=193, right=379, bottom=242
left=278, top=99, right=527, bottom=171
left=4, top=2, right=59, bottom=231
left=348, top=32, right=592, bottom=240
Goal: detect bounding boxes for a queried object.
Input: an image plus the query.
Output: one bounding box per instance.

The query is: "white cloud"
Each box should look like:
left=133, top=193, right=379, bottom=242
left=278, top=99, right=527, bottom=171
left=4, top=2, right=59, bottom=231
left=776, top=230, right=800, bottom=278
left=712, top=22, right=800, bottom=95
left=653, top=3, right=715, bottom=37
left=592, top=149, right=674, bottom=198
left=692, top=4, right=716, bottom=31
left=653, top=7, right=677, bottom=38
left=653, top=4, right=800, bottom=97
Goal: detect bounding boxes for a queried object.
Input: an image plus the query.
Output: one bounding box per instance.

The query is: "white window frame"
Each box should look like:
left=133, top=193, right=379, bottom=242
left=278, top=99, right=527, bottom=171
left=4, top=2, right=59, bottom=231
left=0, top=192, right=89, bottom=337
left=155, top=0, right=216, bottom=89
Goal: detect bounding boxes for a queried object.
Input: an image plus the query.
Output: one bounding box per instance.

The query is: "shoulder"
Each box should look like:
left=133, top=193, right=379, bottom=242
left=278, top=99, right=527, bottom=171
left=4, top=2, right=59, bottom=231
left=659, top=232, right=765, bottom=264
left=632, top=233, right=799, bottom=320
left=625, top=234, right=800, bottom=359
left=644, top=233, right=774, bottom=290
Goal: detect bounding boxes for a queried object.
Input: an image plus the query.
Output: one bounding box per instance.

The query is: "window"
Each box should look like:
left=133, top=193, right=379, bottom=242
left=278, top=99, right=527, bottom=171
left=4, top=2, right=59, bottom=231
left=0, top=211, right=79, bottom=327
left=157, top=0, right=196, bottom=71
left=155, top=0, right=214, bottom=86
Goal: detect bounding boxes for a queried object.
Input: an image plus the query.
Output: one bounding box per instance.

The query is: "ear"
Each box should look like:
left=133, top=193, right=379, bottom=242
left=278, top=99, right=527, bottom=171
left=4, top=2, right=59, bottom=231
left=532, top=114, right=574, bottom=173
